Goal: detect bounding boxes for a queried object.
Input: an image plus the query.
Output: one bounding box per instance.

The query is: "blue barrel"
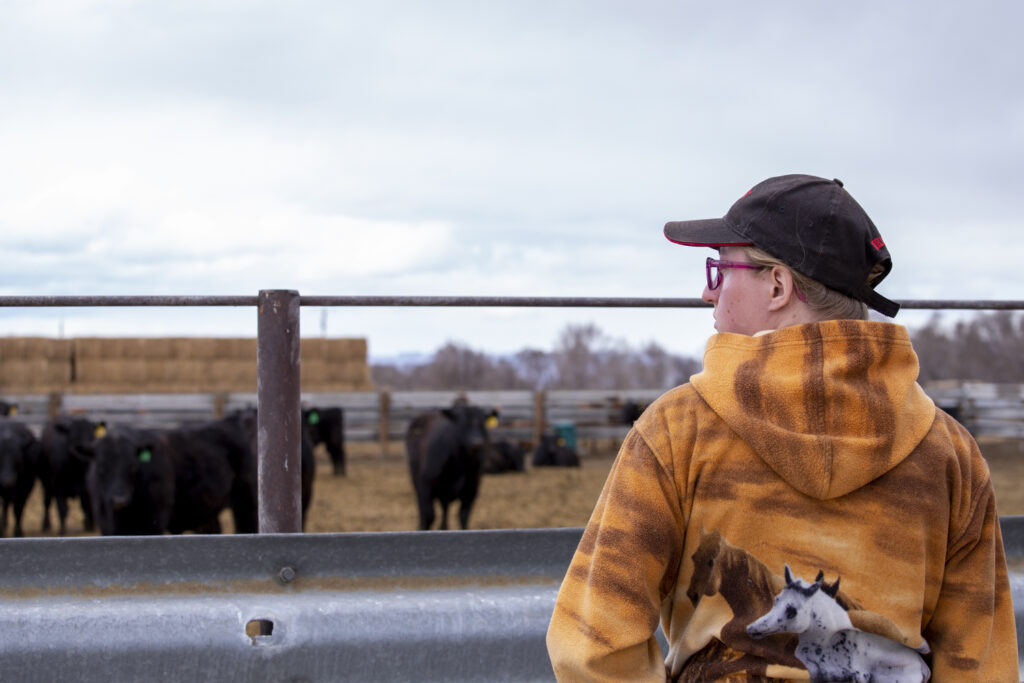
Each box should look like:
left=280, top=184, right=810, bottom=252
left=553, top=421, right=577, bottom=451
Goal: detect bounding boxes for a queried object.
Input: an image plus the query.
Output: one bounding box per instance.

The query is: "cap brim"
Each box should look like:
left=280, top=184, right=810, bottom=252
left=664, top=218, right=752, bottom=247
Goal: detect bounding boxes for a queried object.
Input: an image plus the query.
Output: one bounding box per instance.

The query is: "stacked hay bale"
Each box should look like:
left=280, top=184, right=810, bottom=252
left=0, top=337, right=372, bottom=394
left=0, top=338, right=73, bottom=393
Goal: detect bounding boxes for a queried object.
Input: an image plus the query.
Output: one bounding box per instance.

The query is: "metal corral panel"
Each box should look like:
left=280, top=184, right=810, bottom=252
left=2, top=521, right=1023, bottom=681
left=0, top=529, right=583, bottom=682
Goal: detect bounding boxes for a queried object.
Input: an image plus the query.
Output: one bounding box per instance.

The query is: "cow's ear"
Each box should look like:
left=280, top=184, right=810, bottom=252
left=784, top=565, right=794, bottom=585
left=484, top=414, right=499, bottom=429
left=94, top=423, right=108, bottom=439
left=441, top=408, right=455, bottom=421
left=307, top=410, right=320, bottom=426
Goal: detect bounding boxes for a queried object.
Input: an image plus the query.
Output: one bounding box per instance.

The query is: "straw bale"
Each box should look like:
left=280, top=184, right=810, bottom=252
left=181, top=338, right=216, bottom=360
left=140, top=338, right=173, bottom=359
left=72, top=339, right=105, bottom=360
left=224, top=339, right=257, bottom=359
left=0, top=337, right=72, bottom=361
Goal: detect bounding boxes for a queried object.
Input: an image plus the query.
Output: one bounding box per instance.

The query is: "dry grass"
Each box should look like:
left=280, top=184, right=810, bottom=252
left=8, top=437, right=1024, bottom=538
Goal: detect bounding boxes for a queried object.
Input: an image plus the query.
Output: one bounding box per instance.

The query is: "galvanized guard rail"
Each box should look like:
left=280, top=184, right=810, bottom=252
left=0, top=528, right=581, bottom=682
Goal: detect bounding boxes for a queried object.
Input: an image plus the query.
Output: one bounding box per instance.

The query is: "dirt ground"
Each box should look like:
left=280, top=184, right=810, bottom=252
left=8, top=436, right=1024, bottom=538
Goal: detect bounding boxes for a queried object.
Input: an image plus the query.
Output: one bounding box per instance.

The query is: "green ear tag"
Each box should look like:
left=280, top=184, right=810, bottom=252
left=138, top=449, right=152, bottom=463
left=308, top=411, right=320, bottom=425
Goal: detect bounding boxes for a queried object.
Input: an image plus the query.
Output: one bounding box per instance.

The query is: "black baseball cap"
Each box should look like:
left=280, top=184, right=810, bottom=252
left=664, top=174, right=899, bottom=317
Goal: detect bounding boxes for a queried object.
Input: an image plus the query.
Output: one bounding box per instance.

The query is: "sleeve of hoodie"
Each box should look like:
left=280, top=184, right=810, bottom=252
left=546, top=426, right=685, bottom=682
left=924, top=421, right=1019, bottom=680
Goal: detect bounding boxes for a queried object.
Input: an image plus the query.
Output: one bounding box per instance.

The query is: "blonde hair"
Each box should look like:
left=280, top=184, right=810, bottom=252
left=740, top=246, right=883, bottom=321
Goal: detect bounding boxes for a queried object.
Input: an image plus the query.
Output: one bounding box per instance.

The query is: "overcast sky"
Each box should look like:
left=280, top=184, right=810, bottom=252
left=1, top=1, right=1022, bottom=362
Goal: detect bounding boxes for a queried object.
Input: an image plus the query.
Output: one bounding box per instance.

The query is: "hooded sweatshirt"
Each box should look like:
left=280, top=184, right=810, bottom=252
left=546, top=320, right=1018, bottom=682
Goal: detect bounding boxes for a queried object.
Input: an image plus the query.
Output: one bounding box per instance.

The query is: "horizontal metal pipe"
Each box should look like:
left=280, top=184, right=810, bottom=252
left=2, top=295, right=1024, bottom=310
left=0, top=295, right=259, bottom=307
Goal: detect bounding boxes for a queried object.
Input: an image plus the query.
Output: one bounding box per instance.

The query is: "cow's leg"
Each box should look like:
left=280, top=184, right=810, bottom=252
left=415, top=488, right=435, bottom=530
left=13, top=505, right=25, bottom=538
left=458, top=501, right=472, bottom=530
left=81, top=492, right=96, bottom=532
left=56, top=495, right=70, bottom=535
left=439, top=501, right=450, bottom=530
left=41, top=489, right=52, bottom=532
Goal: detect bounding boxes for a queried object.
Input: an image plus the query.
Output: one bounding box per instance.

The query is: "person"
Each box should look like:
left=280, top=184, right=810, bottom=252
left=546, top=174, right=1019, bottom=681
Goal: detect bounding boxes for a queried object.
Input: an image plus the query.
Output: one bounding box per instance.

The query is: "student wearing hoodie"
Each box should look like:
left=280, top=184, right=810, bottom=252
left=546, top=175, right=1018, bottom=681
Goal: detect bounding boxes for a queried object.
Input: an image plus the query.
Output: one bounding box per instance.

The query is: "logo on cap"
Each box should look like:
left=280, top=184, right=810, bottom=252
left=871, top=237, right=886, bottom=251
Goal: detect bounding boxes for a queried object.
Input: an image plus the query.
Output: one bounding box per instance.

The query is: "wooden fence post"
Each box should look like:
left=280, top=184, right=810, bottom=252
left=533, top=390, right=546, bottom=446
left=379, top=390, right=391, bottom=457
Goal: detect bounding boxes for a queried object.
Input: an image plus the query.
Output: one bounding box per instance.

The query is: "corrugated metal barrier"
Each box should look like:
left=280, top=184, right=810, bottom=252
left=2, top=520, right=1022, bottom=681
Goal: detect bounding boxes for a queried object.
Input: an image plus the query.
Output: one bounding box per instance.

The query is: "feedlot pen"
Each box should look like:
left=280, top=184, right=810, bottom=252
left=2, top=291, right=1024, bottom=681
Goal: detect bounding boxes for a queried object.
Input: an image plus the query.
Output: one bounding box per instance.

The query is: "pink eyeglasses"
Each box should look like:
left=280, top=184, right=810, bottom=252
left=705, top=257, right=763, bottom=290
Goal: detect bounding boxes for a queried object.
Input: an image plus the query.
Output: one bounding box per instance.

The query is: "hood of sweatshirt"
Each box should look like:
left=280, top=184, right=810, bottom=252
left=689, top=320, right=936, bottom=500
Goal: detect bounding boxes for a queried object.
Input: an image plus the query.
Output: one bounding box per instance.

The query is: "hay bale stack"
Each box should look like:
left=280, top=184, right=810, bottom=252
left=302, top=338, right=373, bottom=391
left=0, top=338, right=73, bottom=392
left=0, top=336, right=371, bottom=394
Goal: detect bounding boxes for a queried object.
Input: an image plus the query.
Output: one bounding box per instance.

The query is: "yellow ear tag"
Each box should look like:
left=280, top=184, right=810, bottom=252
left=94, top=425, right=108, bottom=439
left=9, top=407, right=17, bottom=416
left=484, top=416, right=498, bottom=429
left=557, top=437, right=565, bottom=447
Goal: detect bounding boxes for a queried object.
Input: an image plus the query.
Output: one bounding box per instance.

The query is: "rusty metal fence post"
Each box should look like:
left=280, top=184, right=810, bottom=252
left=257, top=290, right=302, bottom=533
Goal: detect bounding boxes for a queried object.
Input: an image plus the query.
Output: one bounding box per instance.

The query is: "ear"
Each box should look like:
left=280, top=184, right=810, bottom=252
left=784, top=565, right=794, bottom=585
left=823, top=576, right=841, bottom=598
left=814, top=570, right=825, bottom=583
left=766, top=266, right=800, bottom=312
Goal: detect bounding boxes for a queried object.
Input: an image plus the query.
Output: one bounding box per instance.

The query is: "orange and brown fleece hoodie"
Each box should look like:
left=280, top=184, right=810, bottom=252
left=546, top=320, right=1018, bottom=681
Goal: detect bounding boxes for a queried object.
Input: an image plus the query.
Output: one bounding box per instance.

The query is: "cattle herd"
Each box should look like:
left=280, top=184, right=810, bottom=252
left=0, top=397, right=585, bottom=537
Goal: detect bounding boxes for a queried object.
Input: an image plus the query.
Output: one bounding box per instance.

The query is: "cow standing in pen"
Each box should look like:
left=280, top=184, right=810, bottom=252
left=39, top=416, right=106, bottom=534
left=227, top=407, right=315, bottom=530
left=303, top=406, right=346, bottom=476
left=406, top=400, right=498, bottom=530
left=0, top=419, right=40, bottom=537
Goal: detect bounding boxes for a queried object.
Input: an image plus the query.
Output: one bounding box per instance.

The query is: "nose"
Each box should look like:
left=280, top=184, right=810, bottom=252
left=702, top=283, right=717, bottom=306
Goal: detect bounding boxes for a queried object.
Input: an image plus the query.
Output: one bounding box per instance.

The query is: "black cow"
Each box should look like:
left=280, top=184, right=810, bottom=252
left=226, top=407, right=315, bottom=530
left=83, top=418, right=257, bottom=536
left=483, top=439, right=527, bottom=474
left=531, top=434, right=580, bottom=468
left=39, top=416, right=106, bottom=534
left=406, top=401, right=497, bottom=530
left=0, top=401, right=17, bottom=417
left=620, top=399, right=647, bottom=426
left=303, top=407, right=346, bottom=476
left=0, top=420, right=40, bottom=537
left=164, top=419, right=255, bottom=534
left=84, top=427, right=176, bottom=535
